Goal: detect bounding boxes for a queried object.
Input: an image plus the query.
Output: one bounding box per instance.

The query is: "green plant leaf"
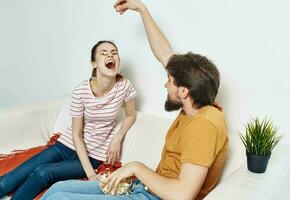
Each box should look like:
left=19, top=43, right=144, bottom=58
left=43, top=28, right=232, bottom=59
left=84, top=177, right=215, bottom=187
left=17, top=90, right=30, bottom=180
left=238, top=117, right=281, bottom=156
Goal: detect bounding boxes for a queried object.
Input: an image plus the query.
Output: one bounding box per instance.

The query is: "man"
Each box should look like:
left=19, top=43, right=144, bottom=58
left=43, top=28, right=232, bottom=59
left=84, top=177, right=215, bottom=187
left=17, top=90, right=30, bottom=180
left=41, top=0, right=228, bottom=199
left=105, top=0, right=228, bottom=199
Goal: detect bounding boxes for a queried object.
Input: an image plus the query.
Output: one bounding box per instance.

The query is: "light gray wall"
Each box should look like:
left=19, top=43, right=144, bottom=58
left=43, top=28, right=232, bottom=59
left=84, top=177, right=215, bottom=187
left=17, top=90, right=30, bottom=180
left=0, top=0, right=289, bottom=144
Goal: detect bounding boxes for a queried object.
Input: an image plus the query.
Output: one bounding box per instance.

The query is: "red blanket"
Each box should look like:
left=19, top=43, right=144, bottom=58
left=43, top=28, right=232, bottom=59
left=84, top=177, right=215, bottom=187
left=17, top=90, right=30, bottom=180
left=0, top=134, right=60, bottom=199
left=0, top=134, right=123, bottom=199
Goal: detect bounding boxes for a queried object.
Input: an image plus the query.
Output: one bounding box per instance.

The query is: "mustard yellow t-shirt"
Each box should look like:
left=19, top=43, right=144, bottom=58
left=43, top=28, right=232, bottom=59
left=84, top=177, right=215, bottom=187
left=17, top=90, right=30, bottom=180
left=156, top=105, right=228, bottom=199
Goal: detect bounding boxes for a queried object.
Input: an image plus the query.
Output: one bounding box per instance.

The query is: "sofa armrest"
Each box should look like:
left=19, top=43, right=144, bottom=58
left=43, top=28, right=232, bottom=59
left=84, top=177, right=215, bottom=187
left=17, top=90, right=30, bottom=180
left=204, top=144, right=290, bottom=200
left=0, top=97, right=69, bottom=153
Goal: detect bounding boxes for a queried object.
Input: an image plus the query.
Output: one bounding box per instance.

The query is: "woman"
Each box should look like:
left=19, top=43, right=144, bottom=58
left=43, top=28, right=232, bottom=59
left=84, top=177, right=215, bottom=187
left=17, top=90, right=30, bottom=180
left=40, top=1, right=163, bottom=199
left=0, top=40, right=137, bottom=200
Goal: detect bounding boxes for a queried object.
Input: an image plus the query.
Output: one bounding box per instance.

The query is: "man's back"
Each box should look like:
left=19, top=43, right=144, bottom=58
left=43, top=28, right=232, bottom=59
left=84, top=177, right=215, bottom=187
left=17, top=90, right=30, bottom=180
left=156, top=105, right=228, bottom=199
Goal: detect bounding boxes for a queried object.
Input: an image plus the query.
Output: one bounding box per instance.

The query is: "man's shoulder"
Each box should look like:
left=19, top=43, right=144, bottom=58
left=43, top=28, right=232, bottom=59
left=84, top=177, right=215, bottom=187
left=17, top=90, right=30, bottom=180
left=178, top=106, right=227, bottom=137
left=196, top=106, right=226, bottom=128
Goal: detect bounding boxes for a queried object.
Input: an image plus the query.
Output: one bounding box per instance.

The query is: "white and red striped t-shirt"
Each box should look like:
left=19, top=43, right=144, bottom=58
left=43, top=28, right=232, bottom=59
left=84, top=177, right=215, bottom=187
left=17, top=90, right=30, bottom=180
left=58, top=79, right=137, bottom=161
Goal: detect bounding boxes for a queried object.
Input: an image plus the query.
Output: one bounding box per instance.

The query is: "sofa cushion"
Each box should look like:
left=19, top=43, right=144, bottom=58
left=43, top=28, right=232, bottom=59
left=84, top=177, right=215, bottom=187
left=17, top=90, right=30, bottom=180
left=119, top=112, right=173, bottom=170
left=52, top=99, right=71, bottom=134
left=219, top=131, right=245, bottom=181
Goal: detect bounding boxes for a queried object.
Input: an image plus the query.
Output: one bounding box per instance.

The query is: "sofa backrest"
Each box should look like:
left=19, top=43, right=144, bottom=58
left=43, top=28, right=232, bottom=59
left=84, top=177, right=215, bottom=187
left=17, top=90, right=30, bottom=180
left=52, top=101, right=173, bottom=169
left=0, top=98, right=67, bottom=153
left=118, top=112, right=173, bottom=170
left=53, top=102, right=246, bottom=181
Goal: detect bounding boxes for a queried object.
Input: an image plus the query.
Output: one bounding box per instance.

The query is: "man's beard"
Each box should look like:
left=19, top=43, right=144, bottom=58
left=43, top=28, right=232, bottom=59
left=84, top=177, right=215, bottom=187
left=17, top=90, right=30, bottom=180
left=164, top=96, right=183, bottom=111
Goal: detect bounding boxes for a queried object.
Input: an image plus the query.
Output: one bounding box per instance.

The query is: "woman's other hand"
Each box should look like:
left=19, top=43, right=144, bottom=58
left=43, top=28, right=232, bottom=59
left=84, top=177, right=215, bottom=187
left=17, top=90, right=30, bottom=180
left=87, top=172, right=99, bottom=181
left=106, top=134, right=123, bottom=164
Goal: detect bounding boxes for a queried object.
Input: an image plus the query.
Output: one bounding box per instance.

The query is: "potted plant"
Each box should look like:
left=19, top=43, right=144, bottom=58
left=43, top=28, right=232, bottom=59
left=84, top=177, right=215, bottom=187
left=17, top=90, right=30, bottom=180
left=239, top=117, right=282, bottom=173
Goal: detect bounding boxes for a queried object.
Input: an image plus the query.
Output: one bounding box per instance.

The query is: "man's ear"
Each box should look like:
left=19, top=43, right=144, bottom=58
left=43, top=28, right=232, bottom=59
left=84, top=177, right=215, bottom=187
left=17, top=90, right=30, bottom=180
left=179, top=87, right=189, bottom=99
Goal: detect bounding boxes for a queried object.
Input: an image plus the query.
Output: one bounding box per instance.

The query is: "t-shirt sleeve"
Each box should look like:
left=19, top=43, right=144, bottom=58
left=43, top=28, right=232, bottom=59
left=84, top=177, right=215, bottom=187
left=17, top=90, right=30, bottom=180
left=124, top=80, right=137, bottom=102
left=70, top=90, right=84, bottom=118
left=180, top=118, right=218, bottom=167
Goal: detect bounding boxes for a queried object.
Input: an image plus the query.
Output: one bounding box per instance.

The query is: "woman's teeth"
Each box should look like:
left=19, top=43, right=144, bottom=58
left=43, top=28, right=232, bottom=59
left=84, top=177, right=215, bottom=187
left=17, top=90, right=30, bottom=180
left=105, top=61, right=115, bottom=69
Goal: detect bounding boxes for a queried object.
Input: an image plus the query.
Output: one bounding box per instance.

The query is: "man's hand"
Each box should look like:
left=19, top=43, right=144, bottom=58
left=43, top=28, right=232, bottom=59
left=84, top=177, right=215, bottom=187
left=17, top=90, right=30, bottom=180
left=102, top=161, right=137, bottom=194
left=114, top=0, right=145, bottom=15
left=114, top=0, right=173, bottom=67
left=106, top=134, right=123, bottom=164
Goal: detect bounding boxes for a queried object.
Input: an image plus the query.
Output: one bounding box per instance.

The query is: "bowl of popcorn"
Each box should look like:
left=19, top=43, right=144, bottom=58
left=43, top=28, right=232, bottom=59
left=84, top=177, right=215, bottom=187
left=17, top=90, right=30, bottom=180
left=97, top=170, right=133, bottom=195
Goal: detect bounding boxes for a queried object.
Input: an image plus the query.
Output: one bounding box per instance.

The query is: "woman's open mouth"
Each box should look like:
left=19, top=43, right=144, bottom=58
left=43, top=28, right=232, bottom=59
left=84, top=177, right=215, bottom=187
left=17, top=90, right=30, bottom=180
left=105, top=60, right=116, bottom=70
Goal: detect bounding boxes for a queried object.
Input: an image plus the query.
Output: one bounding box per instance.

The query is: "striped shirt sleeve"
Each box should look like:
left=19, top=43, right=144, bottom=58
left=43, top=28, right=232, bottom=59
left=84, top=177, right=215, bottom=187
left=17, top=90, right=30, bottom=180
left=70, top=90, right=84, bottom=118
left=124, top=80, right=137, bottom=102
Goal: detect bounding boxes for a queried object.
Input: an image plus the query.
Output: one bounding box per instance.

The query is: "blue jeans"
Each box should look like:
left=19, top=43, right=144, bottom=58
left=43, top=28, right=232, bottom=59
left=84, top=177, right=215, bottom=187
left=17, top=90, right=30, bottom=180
left=0, top=142, right=102, bottom=200
left=41, top=179, right=161, bottom=200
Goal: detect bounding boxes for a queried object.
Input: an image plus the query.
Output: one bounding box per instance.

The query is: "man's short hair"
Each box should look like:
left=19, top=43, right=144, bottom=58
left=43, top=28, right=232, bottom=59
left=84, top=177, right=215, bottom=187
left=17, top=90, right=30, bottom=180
left=166, top=52, right=220, bottom=108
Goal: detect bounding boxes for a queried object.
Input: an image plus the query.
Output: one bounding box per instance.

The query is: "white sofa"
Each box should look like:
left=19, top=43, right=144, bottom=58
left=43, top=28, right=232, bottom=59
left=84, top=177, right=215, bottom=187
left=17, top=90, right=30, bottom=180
left=1, top=97, right=290, bottom=200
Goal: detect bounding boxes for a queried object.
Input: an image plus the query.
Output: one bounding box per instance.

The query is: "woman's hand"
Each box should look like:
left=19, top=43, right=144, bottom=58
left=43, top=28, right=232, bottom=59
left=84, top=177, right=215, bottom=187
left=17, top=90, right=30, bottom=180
left=87, top=173, right=99, bottom=181
left=114, top=0, right=145, bottom=15
left=106, top=134, right=123, bottom=164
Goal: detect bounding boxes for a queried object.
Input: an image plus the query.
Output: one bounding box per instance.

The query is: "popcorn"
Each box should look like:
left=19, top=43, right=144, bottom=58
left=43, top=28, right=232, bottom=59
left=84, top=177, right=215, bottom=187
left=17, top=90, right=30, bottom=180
left=97, top=171, right=133, bottom=195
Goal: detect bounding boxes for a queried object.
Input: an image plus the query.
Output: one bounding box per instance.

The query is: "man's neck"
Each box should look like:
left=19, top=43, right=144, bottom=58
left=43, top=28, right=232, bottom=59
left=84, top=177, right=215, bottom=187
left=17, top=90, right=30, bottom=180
left=182, top=102, right=199, bottom=116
